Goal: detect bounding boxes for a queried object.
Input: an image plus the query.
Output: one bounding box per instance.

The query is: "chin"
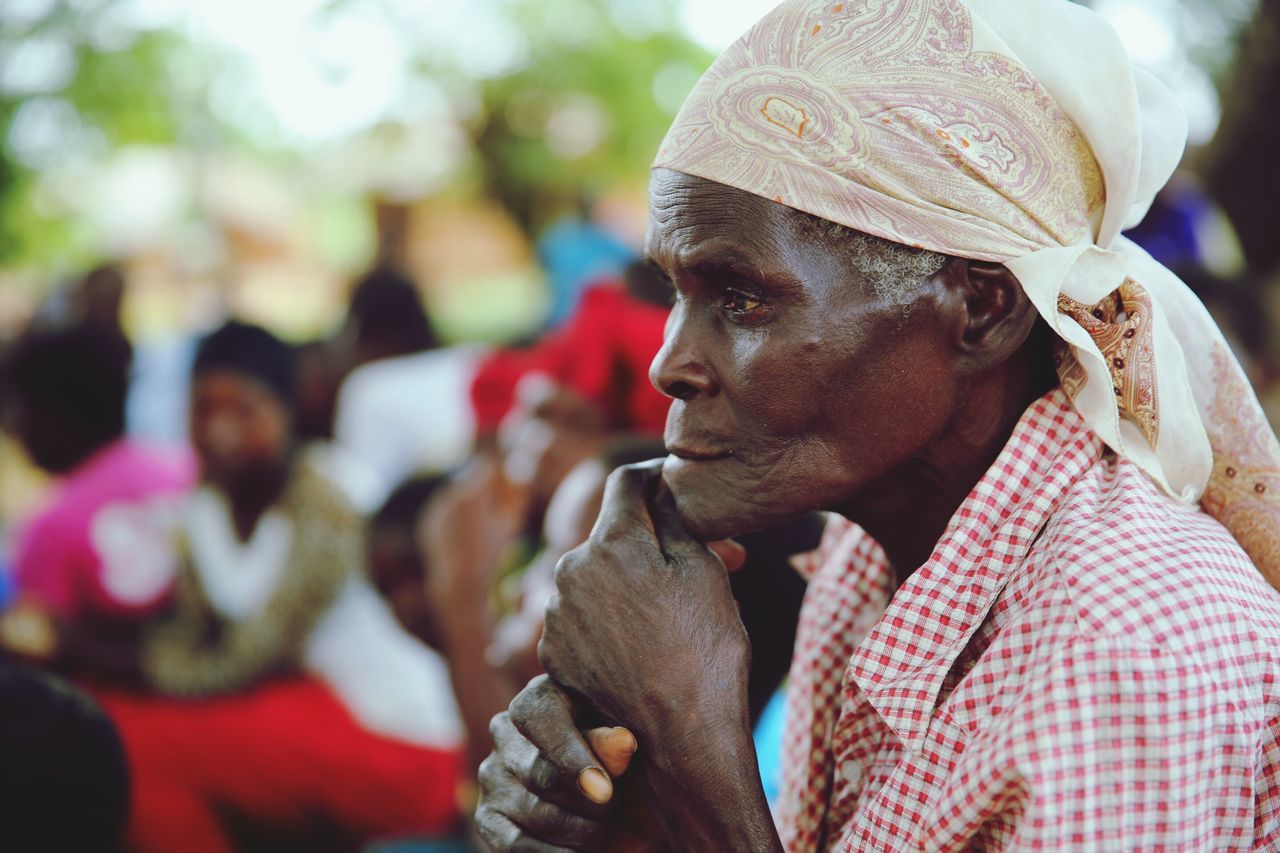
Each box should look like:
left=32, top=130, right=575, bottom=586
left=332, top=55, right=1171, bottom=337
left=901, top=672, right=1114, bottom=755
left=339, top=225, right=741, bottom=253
left=661, top=454, right=780, bottom=542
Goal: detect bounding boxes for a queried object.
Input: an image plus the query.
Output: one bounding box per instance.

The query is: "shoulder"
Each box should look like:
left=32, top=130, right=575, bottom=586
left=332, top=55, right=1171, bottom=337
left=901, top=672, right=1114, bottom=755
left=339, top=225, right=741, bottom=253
left=70, top=441, right=196, bottom=505
left=12, top=505, right=75, bottom=570
left=1032, top=454, right=1280, bottom=689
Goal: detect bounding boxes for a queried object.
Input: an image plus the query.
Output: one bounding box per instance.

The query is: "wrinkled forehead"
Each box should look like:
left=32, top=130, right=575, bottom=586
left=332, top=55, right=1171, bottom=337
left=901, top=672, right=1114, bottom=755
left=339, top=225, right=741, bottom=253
left=645, top=168, right=807, bottom=269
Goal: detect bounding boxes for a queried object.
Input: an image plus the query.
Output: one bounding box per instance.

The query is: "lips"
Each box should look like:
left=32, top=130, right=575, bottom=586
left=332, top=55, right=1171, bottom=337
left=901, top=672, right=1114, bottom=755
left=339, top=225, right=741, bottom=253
left=666, top=444, right=733, bottom=461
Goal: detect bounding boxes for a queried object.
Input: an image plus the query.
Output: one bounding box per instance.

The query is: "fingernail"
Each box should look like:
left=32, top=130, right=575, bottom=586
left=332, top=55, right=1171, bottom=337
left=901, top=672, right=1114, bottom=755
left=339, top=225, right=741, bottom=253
left=612, top=727, right=638, bottom=753
left=577, top=767, right=613, bottom=804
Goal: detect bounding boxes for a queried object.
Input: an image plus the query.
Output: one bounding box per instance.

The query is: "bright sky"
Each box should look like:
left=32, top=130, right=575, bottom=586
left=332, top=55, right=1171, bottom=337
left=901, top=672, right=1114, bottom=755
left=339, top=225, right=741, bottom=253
left=681, top=0, right=784, bottom=49
left=125, top=0, right=788, bottom=143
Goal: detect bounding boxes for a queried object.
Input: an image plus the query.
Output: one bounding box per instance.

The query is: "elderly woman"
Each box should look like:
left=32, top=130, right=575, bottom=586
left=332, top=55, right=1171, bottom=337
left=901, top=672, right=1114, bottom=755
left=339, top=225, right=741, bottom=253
left=475, top=0, right=1280, bottom=850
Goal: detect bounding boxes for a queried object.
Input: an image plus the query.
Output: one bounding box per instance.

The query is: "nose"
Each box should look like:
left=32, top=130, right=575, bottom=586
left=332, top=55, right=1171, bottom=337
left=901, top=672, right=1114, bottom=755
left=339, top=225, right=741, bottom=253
left=649, top=301, right=717, bottom=401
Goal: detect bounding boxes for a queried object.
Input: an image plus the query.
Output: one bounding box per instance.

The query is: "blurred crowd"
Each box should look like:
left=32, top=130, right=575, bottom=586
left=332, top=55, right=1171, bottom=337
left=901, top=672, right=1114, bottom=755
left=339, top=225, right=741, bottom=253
left=0, top=203, right=823, bottom=852
left=0, top=165, right=1276, bottom=852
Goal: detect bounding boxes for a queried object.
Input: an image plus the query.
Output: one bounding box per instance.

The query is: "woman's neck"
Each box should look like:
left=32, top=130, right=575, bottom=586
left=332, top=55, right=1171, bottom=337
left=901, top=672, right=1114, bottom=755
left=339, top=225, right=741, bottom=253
left=840, top=334, right=1056, bottom=583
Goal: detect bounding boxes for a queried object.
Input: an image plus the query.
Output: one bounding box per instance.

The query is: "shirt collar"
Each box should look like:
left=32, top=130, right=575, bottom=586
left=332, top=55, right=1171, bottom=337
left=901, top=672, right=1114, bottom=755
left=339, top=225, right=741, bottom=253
left=845, top=387, right=1103, bottom=753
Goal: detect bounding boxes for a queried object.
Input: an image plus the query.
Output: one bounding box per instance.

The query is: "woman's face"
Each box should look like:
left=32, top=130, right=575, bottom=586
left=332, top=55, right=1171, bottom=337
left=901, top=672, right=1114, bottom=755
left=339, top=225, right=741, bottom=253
left=647, top=169, right=964, bottom=541
left=190, top=371, right=292, bottom=489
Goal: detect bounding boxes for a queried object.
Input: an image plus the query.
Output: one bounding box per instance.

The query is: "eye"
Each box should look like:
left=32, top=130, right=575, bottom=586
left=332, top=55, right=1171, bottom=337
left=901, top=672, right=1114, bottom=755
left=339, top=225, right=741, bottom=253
left=723, top=288, right=764, bottom=314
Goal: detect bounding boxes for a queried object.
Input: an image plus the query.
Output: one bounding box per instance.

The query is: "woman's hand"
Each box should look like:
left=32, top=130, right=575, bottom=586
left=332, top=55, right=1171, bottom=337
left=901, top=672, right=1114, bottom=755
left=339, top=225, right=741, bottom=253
left=537, top=461, right=752, bottom=743
left=476, top=675, right=654, bottom=852
left=476, top=461, right=778, bottom=851
left=506, top=461, right=779, bottom=852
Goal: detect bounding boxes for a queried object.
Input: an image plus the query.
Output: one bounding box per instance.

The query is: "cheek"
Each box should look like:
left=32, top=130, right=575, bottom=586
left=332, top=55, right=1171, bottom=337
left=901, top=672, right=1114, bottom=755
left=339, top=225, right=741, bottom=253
left=668, top=313, right=956, bottom=539
left=815, top=330, right=959, bottom=479
left=720, top=319, right=867, bottom=449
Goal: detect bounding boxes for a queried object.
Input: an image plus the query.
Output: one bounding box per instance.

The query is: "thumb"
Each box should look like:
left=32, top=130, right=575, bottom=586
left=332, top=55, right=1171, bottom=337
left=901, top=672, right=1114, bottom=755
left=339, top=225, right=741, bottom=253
left=586, top=726, right=638, bottom=777
left=708, top=539, right=747, bottom=572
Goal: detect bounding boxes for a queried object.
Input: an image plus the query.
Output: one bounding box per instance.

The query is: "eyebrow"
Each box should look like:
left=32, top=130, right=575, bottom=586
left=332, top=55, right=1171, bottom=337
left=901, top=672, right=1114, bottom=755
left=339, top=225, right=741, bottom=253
left=681, top=251, right=806, bottom=298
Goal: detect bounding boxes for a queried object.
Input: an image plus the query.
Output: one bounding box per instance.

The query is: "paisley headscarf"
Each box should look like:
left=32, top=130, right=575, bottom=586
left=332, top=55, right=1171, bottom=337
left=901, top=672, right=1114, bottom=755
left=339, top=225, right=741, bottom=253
left=653, top=0, right=1280, bottom=587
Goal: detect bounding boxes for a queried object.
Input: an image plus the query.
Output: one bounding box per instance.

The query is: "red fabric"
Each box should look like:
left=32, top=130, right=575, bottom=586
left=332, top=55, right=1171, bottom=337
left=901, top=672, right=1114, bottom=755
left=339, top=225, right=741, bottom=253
left=92, top=678, right=463, bottom=852
left=779, top=387, right=1280, bottom=850
left=471, top=283, right=671, bottom=435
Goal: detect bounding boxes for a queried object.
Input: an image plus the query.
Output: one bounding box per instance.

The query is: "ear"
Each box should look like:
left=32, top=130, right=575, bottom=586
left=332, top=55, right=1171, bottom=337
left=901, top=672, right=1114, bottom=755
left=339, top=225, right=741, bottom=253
left=935, top=257, right=1038, bottom=372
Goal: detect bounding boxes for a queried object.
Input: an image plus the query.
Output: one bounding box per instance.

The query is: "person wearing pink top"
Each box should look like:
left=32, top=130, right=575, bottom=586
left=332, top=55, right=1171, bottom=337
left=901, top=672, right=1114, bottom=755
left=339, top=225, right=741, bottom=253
left=0, top=324, right=193, bottom=675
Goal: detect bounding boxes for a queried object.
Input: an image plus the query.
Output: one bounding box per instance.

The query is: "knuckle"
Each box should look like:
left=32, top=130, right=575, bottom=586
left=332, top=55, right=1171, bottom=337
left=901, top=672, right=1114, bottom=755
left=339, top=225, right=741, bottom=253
left=541, top=593, right=563, bottom=631
left=478, top=754, right=501, bottom=791
left=509, top=675, right=557, bottom=730
left=473, top=804, right=510, bottom=851
left=489, top=711, right=509, bottom=743
left=535, top=633, right=558, bottom=679
left=507, top=690, right=538, bottom=731
left=593, top=523, right=630, bottom=548
left=614, top=463, right=647, bottom=488
left=551, top=552, right=577, bottom=589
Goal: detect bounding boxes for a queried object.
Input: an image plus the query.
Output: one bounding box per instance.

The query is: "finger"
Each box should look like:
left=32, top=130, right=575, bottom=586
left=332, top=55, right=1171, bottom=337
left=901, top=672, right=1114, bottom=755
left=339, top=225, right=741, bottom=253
left=648, top=477, right=707, bottom=560
left=475, top=804, right=578, bottom=853
left=479, top=755, right=607, bottom=846
left=508, top=676, right=616, bottom=805
left=586, top=726, right=637, bottom=777
left=590, top=462, right=664, bottom=542
left=708, top=539, right=748, bottom=572
left=487, top=718, right=608, bottom=818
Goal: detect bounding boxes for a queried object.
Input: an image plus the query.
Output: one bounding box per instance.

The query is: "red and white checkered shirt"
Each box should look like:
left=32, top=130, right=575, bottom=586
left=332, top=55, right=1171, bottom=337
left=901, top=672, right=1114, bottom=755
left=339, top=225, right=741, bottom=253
left=776, top=388, right=1280, bottom=851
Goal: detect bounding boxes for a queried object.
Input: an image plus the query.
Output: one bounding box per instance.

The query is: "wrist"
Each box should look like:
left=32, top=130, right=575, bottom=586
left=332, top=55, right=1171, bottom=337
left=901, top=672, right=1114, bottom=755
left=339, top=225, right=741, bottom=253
left=638, top=718, right=779, bottom=853
left=630, top=644, right=751, bottom=745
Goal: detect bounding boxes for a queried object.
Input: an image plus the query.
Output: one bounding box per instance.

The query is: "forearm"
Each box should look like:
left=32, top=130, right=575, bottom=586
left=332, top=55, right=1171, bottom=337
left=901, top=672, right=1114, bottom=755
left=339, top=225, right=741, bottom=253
left=639, top=720, right=781, bottom=853
left=438, top=595, right=518, bottom=772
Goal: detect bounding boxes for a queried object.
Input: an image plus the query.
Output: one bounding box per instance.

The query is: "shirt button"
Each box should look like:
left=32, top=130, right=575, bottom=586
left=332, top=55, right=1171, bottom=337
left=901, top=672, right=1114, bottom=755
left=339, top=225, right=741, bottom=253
left=840, top=760, right=863, bottom=787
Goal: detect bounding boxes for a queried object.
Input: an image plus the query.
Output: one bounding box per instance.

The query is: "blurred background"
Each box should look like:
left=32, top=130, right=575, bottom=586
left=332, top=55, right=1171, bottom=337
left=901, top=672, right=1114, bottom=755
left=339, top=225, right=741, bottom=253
left=0, top=0, right=1277, bottom=850
left=0, top=0, right=1274, bottom=364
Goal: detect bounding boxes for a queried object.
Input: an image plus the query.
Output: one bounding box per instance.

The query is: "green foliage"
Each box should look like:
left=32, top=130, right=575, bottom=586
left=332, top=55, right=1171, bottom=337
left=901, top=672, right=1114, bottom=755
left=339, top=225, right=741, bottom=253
left=472, top=0, right=712, bottom=230
left=0, top=0, right=713, bottom=269
left=0, top=4, right=187, bottom=267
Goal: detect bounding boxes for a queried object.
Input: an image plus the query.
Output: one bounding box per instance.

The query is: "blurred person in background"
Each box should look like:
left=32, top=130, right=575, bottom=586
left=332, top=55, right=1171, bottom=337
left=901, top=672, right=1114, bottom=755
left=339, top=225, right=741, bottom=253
left=369, top=463, right=522, bottom=780
left=536, top=195, right=636, bottom=329
left=0, top=323, right=193, bottom=676
left=0, top=662, right=130, bottom=853
left=96, top=321, right=465, bottom=853
left=333, top=266, right=482, bottom=503
left=70, top=263, right=127, bottom=334
left=296, top=264, right=444, bottom=444
left=471, top=257, right=674, bottom=449
left=374, top=434, right=817, bottom=785
left=24, top=263, right=127, bottom=335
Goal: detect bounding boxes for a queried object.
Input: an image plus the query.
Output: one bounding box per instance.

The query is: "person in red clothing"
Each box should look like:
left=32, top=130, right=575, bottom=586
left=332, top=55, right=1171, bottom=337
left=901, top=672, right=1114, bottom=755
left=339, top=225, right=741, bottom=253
left=87, top=323, right=463, bottom=853
left=471, top=259, right=673, bottom=441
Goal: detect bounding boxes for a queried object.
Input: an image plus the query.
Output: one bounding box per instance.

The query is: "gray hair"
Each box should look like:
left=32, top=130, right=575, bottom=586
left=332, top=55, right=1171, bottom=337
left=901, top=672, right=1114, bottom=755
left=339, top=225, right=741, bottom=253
left=798, top=213, right=948, bottom=307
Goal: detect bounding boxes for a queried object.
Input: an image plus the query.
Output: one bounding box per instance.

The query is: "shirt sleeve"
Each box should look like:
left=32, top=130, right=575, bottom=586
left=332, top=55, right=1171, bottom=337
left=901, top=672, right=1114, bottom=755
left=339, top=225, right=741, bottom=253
left=922, top=634, right=1262, bottom=851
